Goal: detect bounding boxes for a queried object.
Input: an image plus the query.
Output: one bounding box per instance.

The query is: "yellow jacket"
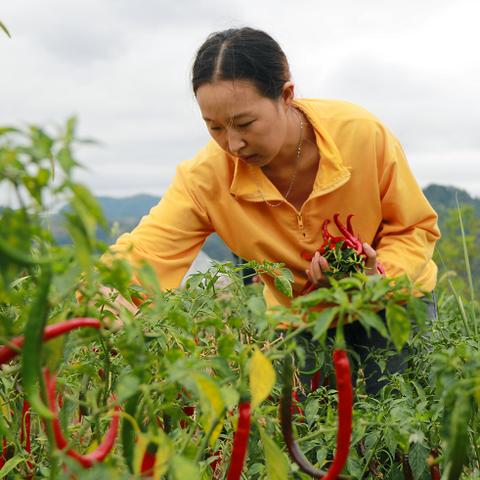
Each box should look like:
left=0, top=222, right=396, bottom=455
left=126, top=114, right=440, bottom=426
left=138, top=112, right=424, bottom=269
left=110, top=99, right=441, bottom=307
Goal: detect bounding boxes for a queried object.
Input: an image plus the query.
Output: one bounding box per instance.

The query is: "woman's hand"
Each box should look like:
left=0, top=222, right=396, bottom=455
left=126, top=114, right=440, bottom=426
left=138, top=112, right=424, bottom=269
left=361, top=242, right=383, bottom=276
left=305, top=251, right=331, bottom=288
left=91, top=286, right=138, bottom=332
left=305, top=242, right=383, bottom=287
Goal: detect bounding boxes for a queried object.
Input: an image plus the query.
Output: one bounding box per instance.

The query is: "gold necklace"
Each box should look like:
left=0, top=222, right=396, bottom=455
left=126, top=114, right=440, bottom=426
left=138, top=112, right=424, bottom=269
left=255, top=109, right=304, bottom=208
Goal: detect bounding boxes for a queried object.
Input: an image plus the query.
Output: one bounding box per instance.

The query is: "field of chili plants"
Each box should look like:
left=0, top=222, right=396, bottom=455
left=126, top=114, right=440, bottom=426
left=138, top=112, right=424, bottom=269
left=0, top=120, right=479, bottom=479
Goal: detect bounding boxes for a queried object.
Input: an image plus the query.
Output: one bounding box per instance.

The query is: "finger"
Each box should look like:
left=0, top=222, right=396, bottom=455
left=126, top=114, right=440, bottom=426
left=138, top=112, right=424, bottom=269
left=319, top=256, right=330, bottom=272
left=311, top=255, right=323, bottom=284
left=362, top=242, right=377, bottom=274
left=305, top=269, right=313, bottom=284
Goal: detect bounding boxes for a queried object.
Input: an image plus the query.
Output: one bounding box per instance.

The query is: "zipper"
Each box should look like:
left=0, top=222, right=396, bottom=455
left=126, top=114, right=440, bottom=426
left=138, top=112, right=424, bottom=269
left=296, top=212, right=304, bottom=230
left=296, top=212, right=306, bottom=237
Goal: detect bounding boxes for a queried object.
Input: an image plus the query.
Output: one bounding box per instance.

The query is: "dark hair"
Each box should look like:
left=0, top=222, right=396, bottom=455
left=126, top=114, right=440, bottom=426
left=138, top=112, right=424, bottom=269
left=191, top=27, right=290, bottom=100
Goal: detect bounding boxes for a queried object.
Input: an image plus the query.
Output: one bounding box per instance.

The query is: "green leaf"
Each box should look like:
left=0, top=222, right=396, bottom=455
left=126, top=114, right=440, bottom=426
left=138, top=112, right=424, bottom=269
left=304, top=398, right=320, bottom=427
left=71, top=183, right=108, bottom=229
left=193, top=374, right=225, bottom=447
left=0, top=20, right=11, bottom=38
left=220, top=385, right=239, bottom=411
left=386, top=303, right=410, bottom=352
left=0, top=126, right=19, bottom=136
left=138, top=262, right=163, bottom=298
left=409, top=442, right=429, bottom=479
left=169, top=455, right=201, bottom=480
left=218, top=334, right=236, bottom=358
left=274, top=275, right=293, bottom=298
left=259, top=427, right=289, bottom=479
left=279, top=268, right=294, bottom=282
left=332, top=288, right=349, bottom=306
left=406, top=296, right=428, bottom=328
left=446, top=392, right=472, bottom=479
left=358, top=310, right=388, bottom=338
left=64, top=116, right=77, bottom=143
left=247, top=296, right=266, bottom=317
left=384, top=427, right=398, bottom=456
left=0, top=456, right=23, bottom=477
left=293, top=287, right=332, bottom=308
left=117, top=374, right=141, bottom=402
left=56, top=146, right=77, bottom=173
left=0, top=414, right=12, bottom=441
left=312, top=308, right=337, bottom=340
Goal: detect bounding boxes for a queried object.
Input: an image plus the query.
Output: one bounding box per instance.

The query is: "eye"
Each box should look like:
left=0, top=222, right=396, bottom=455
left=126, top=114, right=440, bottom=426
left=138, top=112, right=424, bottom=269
left=237, top=121, right=254, bottom=128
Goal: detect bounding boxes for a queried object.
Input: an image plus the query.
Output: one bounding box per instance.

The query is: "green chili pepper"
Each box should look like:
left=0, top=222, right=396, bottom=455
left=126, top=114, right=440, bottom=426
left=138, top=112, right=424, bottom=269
left=21, top=267, right=54, bottom=419
left=122, top=393, right=141, bottom=473
left=446, top=392, right=472, bottom=480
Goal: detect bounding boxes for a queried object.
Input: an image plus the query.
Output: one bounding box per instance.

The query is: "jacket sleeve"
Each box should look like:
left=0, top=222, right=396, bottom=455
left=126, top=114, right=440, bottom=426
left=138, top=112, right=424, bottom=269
left=108, top=160, right=214, bottom=290
left=372, top=126, right=441, bottom=286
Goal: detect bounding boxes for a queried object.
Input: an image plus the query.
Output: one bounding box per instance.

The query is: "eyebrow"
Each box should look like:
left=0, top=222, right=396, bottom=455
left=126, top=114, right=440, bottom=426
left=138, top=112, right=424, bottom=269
left=202, top=112, right=254, bottom=122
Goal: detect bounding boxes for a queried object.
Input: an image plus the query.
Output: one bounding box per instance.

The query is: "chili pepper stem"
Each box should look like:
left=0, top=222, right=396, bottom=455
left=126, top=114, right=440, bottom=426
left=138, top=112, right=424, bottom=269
left=335, top=314, right=346, bottom=350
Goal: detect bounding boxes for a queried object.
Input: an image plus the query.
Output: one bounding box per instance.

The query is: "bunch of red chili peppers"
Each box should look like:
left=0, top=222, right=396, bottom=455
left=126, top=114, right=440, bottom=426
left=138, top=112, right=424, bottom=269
left=0, top=317, right=253, bottom=478
left=0, top=318, right=122, bottom=474
left=280, top=348, right=352, bottom=479
left=301, top=213, right=385, bottom=295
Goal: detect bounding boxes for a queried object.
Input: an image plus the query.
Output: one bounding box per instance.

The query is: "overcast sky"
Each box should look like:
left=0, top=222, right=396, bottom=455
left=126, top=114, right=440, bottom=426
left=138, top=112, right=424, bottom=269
left=1, top=0, right=479, bottom=199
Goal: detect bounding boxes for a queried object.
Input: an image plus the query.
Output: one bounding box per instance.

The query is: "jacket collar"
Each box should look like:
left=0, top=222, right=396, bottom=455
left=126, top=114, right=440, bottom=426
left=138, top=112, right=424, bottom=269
left=229, top=99, right=351, bottom=202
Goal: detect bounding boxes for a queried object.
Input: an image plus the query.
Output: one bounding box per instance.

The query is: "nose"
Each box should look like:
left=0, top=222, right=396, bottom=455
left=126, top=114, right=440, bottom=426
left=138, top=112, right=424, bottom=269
left=227, top=130, right=246, bottom=156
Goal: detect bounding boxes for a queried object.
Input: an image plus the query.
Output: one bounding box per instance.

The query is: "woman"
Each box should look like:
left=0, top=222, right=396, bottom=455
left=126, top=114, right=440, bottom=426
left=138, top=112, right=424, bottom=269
left=109, top=27, right=440, bottom=393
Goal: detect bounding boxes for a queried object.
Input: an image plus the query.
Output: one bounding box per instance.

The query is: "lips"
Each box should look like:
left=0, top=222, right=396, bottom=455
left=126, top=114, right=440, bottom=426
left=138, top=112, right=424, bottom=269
left=240, top=154, right=257, bottom=161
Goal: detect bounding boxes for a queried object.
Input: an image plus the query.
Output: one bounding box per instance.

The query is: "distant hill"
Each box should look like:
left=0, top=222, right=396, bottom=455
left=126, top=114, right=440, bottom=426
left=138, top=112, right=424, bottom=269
left=52, top=194, right=233, bottom=262
left=50, top=184, right=479, bottom=261
left=95, top=194, right=160, bottom=220
left=423, top=184, right=480, bottom=220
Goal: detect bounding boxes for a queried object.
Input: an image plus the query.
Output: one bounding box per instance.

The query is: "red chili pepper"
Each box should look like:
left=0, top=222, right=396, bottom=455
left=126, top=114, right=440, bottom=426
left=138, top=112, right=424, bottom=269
left=324, top=349, right=353, bottom=479
left=20, top=400, right=34, bottom=475
left=310, top=370, right=322, bottom=391
left=226, top=397, right=251, bottom=480
left=322, top=219, right=331, bottom=242
left=333, top=214, right=363, bottom=254
left=291, top=391, right=304, bottom=417
left=396, top=452, right=414, bottom=480
left=346, top=214, right=355, bottom=235
left=321, top=220, right=344, bottom=249
left=0, top=318, right=101, bottom=365
left=140, top=442, right=157, bottom=477
left=376, top=261, right=386, bottom=275
left=300, top=213, right=382, bottom=294
left=44, top=368, right=120, bottom=468
left=429, top=449, right=441, bottom=480
left=299, top=281, right=316, bottom=296
left=280, top=351, right=352, bottom=479
left=20, top=400, right=30, bottom=450
left=301, top=251, right=313, bottom=261
left=210, top=449, right=222, bottom=474
left=0, top=437, right=7, bottom=469
left=180, top=405, right=195, bottom=429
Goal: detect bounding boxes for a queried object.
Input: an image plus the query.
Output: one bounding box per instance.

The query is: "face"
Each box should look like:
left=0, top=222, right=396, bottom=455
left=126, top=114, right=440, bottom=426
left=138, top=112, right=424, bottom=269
left=196, top=79, right=294, bottom=168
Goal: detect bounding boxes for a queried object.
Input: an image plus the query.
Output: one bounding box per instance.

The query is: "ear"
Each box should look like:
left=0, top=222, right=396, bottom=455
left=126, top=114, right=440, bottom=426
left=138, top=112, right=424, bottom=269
left=280, top=81, right=295, bottom=110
